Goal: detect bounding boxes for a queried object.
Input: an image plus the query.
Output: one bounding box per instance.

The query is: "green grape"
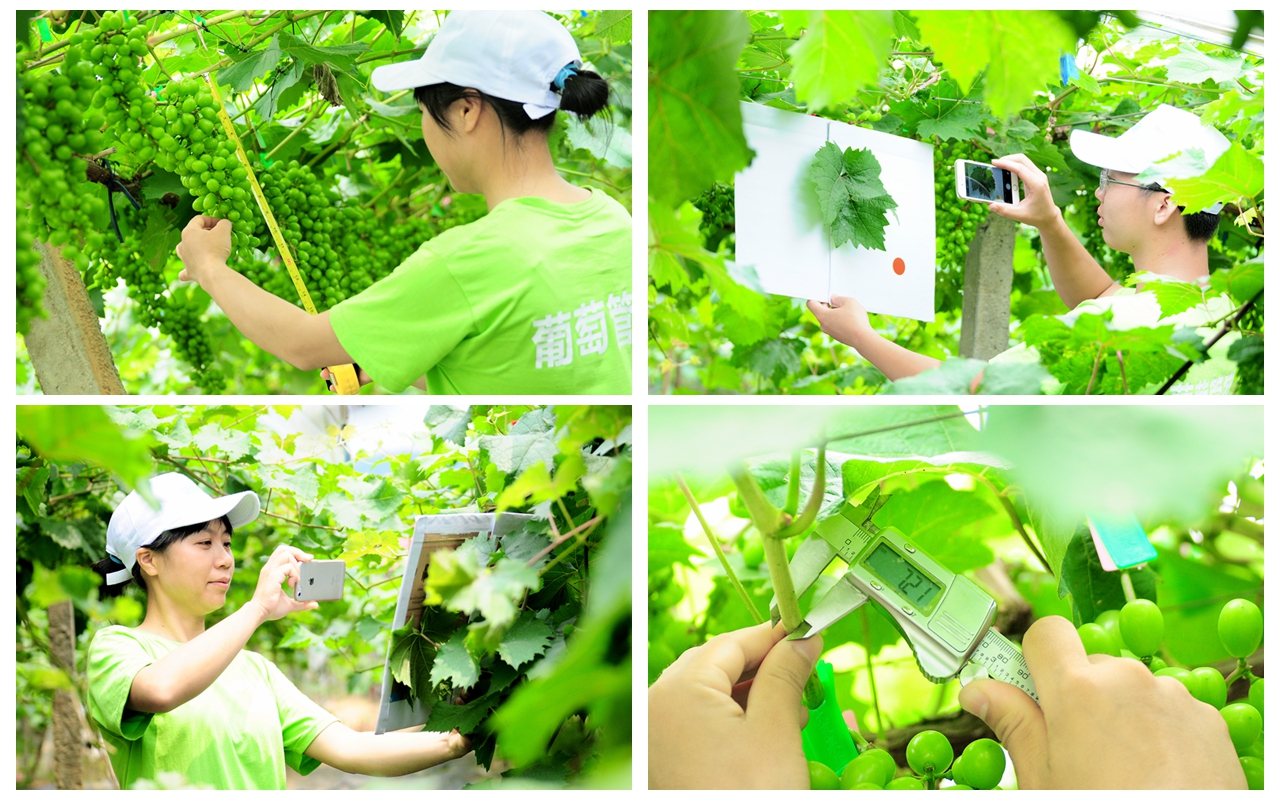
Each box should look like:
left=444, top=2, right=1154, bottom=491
left=1094, top=609, right=1123, bottom=647
left=742, top=536, right=765, bottom=568
left=1119, top=599, right=1164, bottom=657
left=808, top=760, right=839, bottom=790
left=1222, top=703, right=1262, bottom=751
left=1239, top=756, right=1264, bottom=790
left=1188, top=667, right=1228, bottom=709
left=907, top=730, right=953, bottom=778
left=848, top=783, right=882, bottom=790
left=1154, top=667, right=1195, bottom=694
left=1249, top=678, right=1263, bottom=714
left=885, top=777, right=925, bottom=790
left=1147, top=655, right=1168, bottom=673
left=840, top=749, right=895, bottom=789
left=958, top=739, right=1005, bottom=790
left=1078, top=622, right=1121, bottom=657
left=948, top=752, right=968, bottom=787
left=1219, top=599, right=1263, bottom=658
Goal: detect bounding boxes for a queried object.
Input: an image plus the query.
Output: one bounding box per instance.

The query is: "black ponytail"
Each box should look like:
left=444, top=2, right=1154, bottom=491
left=91, top=516, right=234, bottom=600
left=555, top=69, right=610, bottom=121
left=414, top=66, right=612, bottom=138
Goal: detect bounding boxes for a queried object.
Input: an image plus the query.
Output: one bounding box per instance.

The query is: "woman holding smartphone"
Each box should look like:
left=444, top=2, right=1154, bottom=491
left=87, top=473, right=468, bottom=789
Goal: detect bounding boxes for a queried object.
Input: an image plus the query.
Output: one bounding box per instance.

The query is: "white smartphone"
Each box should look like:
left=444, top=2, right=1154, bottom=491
left=295, top=559, right=346, bottom=602
left=954, top=159, right=1021, bottom=205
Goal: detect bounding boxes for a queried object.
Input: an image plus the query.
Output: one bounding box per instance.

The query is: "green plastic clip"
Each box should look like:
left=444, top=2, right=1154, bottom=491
left=801, top=660, right=859, bottom=775
left=37, top=18, right=52, bottom=43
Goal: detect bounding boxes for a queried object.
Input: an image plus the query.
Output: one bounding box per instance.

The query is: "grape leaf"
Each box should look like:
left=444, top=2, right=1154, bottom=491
left=324, top=476, right=404, bottom=529
left=479, top=431, right=557, bottom=476
left=497, top=611, right=554, bottom=669
left=1058, top=524, right=1156, bottom=625
left=915, top=102, right=985, bottom=141
left=789, top=11, right=895, bottom=110
left=914, top=11, right=1075, bottom=119
left=650, top=11, right=754, bottom=206
left=731, top=336, right=806, bottom=383
left=433, top=557, right=541, bottom=630
left=425, top=693, right=500, bottom=735
left=809, top=142, right=898, bottom=251
left=1162, top=143, right=1264, bottom=215
left=1208, top=261, right=1263, bottom=304
left=424, top=405, right=470, bottom=446
left=884, top=357, right=1050, bottom=395
left=594, top=10, right=632, bottom=45
left=430, top=628, right=480, bottom=690
left=1164, top=47, right=1245, bottom=86
left=215, top=34, right=284, bottom=92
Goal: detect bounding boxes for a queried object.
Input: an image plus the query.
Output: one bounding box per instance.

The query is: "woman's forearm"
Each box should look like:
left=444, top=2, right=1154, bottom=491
left=852, top=332, right=942, bottom=381
left=191, top=259, right=353, bottom=370
left=307, top=725, right=467, bottom=777
left=1038, top=212, right=1116, bottom=309
left=128, top=602, right=268, bottom=714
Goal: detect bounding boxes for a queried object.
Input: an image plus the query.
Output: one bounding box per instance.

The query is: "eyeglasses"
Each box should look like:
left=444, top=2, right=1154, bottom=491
left=1098, top=169, right=1169, bottom=195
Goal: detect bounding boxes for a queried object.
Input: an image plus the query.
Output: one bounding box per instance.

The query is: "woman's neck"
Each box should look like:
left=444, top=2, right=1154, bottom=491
left=137, top=595, right=207, bottom=643
left=478, top=139, right=591, bottom=210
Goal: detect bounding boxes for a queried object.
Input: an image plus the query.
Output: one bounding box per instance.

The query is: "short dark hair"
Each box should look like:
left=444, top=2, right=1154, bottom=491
left=1143, top=180, right=1221, bottom=242
left=413, top=67, right=610, bottom=137
left=91, top=516, right=234, bottom=599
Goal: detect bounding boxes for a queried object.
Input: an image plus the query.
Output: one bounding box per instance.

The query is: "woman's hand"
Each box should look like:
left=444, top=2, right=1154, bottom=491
left=176, top=215, right=233, bottom=285
left=648, top=621, right=824, bottom=789
left=250, top=545, right=319, bottom=622
left=806, top=294, right=872, bottom=348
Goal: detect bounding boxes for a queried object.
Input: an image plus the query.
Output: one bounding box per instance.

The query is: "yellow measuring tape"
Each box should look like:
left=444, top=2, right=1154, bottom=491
left=204, top=76, right=359, bottom=395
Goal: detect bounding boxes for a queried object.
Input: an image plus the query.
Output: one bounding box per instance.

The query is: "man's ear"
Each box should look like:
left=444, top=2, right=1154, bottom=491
left=136, top=547, right=160, bottom=578
left=1152, top=192, right=1180, bottom=227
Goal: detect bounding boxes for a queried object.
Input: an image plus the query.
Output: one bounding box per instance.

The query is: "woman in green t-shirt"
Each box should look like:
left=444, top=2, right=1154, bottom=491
left=176, top=11, right=632, bottom=394
left=86, top=472, right=469, bottom=789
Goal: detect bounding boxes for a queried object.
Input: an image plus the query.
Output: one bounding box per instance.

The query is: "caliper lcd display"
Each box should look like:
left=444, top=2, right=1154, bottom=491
left=863, top=541, right=944, bottom=615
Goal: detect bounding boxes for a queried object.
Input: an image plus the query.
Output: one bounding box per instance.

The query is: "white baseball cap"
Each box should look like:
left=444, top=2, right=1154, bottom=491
left=370, top=10, right=582, bottom=120
left=1071, top=104, right=1229, bottom=213
left=105, top=473, right=260, bottom=586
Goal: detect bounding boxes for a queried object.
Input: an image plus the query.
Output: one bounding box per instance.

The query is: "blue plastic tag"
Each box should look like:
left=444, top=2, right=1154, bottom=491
left=1059, top=53, right=1080, bottom=87
left=1087, top=514, right=1157, bottom=570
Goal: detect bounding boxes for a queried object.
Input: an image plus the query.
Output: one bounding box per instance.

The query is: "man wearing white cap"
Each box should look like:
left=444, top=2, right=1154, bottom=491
left=175, top=11, right=631, bottom=395
left=87, top=473, right=468, bottom=789
left=808, top=105, right=1239, bottom=391
left=988, top=103, right=1228, bottom=308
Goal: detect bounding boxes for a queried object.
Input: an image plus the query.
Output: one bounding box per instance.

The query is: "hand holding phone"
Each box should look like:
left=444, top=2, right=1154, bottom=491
left=955, top=159, right=1021, bottom=205
left=295, top=559, right=346, bottom=602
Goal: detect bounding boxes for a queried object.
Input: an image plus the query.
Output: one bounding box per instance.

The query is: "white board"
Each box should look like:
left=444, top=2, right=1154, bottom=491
left=735, top=102, right=937, bottom=322
left=375, top=511, right=533, bottom=734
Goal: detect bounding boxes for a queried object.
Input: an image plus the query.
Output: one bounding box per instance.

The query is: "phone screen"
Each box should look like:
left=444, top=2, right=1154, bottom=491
left=963, top=163, right=1013, bottom=203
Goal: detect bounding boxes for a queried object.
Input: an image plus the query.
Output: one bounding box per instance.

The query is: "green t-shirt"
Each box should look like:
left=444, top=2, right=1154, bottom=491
left=87, top=626, right=338, bottom=790
left=329, top=187, right=632, bottom=394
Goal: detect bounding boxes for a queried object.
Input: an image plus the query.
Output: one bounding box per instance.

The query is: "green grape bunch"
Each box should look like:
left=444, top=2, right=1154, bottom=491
left=933, top=140, right=986, bottom=311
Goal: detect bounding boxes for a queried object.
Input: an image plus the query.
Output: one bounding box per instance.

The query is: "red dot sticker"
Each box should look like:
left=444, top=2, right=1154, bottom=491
left=892, top=257, right=905, bottom=275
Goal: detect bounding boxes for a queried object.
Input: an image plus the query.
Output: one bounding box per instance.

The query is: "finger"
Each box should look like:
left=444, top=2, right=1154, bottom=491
left=805, top=299, right=826, bottom=316
left=959, top=679, right=1048, bottom=789
left=842, top=709, right=860, bottom=735
left=1021, top=615, right=1091, bottom=703
left=201, top=215, right=219, bottom=230
left=183, top=214, right=206, bottom=233
left=744, top=633, right=823, bottom=726
left=214, top=217, right=233, bottom=232
left=827, top=294, right=850, bottom=308
left=307, top=601, right=319, bottom=611
left=667, top=621, right=786, bottom=694
left=991, top=153, right=1034, bottom=177
left=178, top=269, right=192, bottom=282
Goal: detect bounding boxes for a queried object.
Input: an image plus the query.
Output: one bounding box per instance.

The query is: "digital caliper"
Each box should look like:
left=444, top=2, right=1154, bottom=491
left=774, top=492, right=1038, bottom=703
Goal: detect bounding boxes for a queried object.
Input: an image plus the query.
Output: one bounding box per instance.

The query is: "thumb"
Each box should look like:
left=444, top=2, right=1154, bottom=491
left=959, top=679, right=1048, bottom=788
left=745, top=634, right=823, bottom=726
left=177, top=268, right=192, bottom=282
left=827, top=294, right=850, bottom=308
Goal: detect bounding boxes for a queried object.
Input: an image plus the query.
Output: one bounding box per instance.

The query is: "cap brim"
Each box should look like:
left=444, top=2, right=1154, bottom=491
left=371, top=59, right=448, bottom=93
left=164, top=489, right=260, bottom=534
left=1070, top=129, right=1144, bottom=174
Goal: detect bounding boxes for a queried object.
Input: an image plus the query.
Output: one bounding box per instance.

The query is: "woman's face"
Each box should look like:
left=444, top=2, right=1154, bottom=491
left=139, top=519, right=235, bottom=615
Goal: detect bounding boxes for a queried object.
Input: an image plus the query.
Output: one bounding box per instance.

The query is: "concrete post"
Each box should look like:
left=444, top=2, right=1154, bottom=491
left=25, top=243, right=125, bottom=395
left=958, top=213, right=1018, bottom=361
left=48, top=600, right=83, bottom=789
